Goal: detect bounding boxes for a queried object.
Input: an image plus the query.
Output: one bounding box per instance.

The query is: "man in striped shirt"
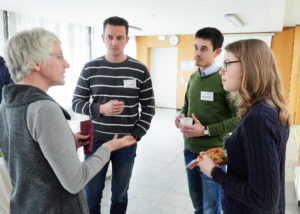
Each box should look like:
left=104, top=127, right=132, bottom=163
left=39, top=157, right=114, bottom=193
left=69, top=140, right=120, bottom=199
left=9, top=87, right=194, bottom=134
left=72, top=16, right=155, bottom=214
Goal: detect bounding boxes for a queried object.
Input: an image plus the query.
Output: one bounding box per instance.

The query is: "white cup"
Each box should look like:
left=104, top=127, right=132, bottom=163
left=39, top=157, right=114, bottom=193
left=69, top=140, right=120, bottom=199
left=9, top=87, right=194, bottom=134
left=180, top=117, right=193, bottom=125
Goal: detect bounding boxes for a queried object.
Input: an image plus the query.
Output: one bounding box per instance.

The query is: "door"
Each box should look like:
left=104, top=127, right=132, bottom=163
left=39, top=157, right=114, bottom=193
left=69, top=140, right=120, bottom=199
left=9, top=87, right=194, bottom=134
left=150, top=47, right=177, bottom=108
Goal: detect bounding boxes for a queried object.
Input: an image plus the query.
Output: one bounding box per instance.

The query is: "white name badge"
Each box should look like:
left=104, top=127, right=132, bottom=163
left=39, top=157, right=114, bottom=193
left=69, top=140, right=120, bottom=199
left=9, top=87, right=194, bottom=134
left=200, top=91, right=214, bottom=101
left=123, top=79, right=136, bottom=88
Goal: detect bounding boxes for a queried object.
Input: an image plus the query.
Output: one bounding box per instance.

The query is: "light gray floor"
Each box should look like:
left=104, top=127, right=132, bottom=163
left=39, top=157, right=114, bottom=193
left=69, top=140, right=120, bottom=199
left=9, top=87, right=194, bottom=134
left=100, top=108, right=300, bottom=214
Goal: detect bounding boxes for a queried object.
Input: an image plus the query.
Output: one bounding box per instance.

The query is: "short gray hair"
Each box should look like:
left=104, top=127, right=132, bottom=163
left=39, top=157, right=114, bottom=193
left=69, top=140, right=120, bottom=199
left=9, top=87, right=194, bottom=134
left=4, top=28, right=61, bottom=82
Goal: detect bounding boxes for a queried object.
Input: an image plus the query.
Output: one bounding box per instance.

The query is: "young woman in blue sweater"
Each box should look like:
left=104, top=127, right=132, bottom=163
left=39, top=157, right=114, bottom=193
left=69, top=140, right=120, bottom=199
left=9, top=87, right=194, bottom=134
left=198, top=39, right=290, bottom=214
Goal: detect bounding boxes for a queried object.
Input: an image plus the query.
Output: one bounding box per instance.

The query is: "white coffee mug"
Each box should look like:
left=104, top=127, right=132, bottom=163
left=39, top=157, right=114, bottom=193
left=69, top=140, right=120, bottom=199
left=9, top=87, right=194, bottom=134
left=180, top=117, right=193, bottom=125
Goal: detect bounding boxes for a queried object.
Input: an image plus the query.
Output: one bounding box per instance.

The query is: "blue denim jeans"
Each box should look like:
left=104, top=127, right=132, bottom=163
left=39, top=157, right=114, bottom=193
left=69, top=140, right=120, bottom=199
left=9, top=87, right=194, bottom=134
left=184, top=148, right=223, bottom=214
left=84, top=140, right=137, bottom=214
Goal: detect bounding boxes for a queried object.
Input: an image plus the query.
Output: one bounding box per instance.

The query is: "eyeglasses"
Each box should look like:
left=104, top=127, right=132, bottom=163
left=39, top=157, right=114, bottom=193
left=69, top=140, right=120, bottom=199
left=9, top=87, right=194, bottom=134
left=50, top=52, right=64, bottom=60
left=222, top=60, right=241, bottom=71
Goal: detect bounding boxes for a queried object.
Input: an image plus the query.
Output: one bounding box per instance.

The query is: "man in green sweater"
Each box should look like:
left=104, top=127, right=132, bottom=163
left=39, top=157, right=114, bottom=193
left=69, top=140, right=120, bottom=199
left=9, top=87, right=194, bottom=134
left=175, top=27, right=237, bottom=214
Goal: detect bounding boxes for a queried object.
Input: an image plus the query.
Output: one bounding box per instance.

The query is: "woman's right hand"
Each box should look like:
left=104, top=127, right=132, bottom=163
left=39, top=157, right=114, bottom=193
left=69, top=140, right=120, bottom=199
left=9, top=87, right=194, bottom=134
left=197, top=155, right=217, bottom=178
left=103, top=134, right=137, bottom=152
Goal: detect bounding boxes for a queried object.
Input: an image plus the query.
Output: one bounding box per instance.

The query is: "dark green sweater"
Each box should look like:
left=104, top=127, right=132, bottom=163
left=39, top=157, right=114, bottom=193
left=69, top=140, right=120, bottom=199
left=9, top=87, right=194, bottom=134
left=181, top=71, right=238, bottom=153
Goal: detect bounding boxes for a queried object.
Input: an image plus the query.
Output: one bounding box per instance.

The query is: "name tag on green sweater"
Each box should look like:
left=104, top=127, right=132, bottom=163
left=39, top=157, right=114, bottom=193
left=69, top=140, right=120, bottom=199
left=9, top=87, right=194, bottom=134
left=200, top=91, right=214, bottom=101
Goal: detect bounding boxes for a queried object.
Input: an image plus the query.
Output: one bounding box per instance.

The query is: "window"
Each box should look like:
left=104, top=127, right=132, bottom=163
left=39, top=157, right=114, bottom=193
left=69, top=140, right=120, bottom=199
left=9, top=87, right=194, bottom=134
left=7, top=12, right=90, bottom=118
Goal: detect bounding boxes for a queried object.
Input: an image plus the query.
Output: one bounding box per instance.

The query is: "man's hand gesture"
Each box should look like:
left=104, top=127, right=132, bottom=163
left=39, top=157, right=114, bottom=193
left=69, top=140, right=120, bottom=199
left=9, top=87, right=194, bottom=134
left=99, top=100, right=124, bottom=115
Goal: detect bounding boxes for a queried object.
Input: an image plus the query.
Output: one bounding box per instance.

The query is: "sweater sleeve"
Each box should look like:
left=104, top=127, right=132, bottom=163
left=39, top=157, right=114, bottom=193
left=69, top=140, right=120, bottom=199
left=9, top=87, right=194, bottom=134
left=208, top=91, right=238, bottom=136
left=181, top=81, right=190, bottom=116
left=211, top=114, right=281, bottom=211
left=72, top=66, right=100, bottom=118
left=131, top=67, right=155, bottom=140
left=27, top=100, right=111, bottom=194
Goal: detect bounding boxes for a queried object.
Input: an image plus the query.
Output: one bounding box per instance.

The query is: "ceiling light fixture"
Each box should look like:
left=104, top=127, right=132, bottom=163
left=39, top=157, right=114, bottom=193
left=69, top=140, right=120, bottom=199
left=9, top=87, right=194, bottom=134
left=224, top=14, right=244, bottom=27
left=129, top=25, right=143, bottom=31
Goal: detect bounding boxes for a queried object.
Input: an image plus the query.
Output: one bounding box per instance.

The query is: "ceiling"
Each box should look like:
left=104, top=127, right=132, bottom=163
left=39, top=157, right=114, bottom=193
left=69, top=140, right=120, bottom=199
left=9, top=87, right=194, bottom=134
left=1, top=0, right=300, bottom=36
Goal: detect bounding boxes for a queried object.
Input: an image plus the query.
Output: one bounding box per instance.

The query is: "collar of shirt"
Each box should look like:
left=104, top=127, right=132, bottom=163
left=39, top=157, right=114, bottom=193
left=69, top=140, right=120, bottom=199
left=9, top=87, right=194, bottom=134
left=197, top=63, right=220, bottom=77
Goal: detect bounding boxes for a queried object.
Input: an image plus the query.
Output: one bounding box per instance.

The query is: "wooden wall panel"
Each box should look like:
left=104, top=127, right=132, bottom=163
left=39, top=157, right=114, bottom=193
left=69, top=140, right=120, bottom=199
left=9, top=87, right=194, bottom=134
left=176, top=35, right=195, bottom=109
left=136, top=36, right=171, bottom=70
left=271, top=27, right=295, bottom=103
left=272, top=26, right=300, bottom=124
left=292, top=26, right=300, bottom=123
left=136, top=35, right=195, bottom=109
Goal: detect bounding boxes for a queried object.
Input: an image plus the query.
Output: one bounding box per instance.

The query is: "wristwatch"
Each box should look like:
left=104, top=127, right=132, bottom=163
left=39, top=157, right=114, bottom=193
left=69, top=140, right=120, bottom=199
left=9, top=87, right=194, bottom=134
left=204, top=126, right=209, bottom=136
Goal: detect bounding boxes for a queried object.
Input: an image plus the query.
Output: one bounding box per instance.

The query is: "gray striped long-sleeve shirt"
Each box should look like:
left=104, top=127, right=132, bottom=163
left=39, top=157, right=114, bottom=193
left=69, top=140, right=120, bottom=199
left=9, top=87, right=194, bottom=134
left=72, top=56, right=155, bottom=141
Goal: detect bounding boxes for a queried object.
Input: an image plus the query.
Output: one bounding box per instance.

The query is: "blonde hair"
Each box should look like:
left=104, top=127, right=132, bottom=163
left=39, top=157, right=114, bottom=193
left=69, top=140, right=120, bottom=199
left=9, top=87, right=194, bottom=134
left=225, top=39, right=291, bottom=128
left=4, top=28, right=61, bottom=82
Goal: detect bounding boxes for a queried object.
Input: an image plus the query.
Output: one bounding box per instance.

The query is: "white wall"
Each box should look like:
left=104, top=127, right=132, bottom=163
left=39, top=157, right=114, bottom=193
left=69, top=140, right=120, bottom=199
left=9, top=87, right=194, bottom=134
left=215, top=33, right=274, bottom=66
left=0, top=11, right=5, bottom=56
left=150, top=47, right=177, bottom=108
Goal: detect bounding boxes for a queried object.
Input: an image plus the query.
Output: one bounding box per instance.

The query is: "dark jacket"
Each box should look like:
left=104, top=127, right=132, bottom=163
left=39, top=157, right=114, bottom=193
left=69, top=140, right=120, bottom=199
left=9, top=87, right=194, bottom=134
left=0, top=56, right=13, bottom=103
left=0, top=84, right=89, bottom=214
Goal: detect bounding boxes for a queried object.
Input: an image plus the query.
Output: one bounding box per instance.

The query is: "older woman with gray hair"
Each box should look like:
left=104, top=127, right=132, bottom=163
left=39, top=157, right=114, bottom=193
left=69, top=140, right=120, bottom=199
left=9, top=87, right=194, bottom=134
left=0, top=28, right=136, bottom=214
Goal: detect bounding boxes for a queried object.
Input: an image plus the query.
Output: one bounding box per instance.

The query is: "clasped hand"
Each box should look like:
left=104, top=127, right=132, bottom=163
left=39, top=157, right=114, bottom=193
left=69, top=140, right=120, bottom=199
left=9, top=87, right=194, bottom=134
left=100, top=100, right=124, bottom=115
left=176, top=113, right=206, bottom=137
left=75, top=133, right=90, bottom=148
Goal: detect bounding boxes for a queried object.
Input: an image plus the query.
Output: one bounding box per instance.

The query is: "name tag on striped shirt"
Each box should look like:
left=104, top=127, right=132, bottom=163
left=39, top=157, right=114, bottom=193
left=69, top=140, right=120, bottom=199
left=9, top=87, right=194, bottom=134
left=124, top=79, right=136, bottom=88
